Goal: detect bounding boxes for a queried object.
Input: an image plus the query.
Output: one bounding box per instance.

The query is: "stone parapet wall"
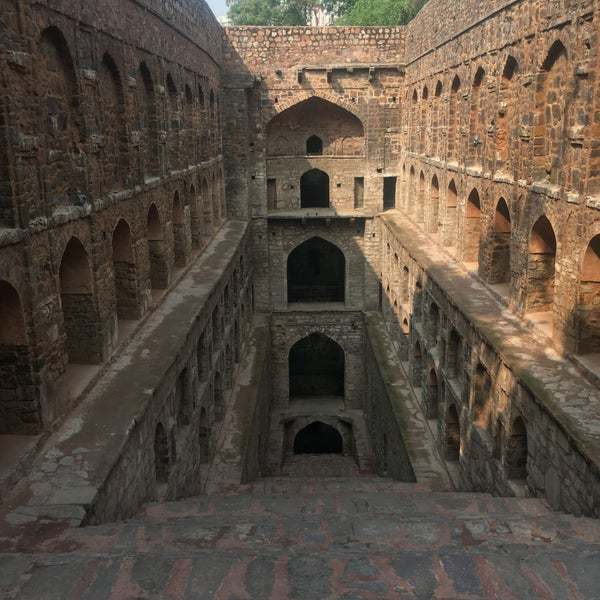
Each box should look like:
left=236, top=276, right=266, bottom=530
left=223, top=26, right=405, bottom=73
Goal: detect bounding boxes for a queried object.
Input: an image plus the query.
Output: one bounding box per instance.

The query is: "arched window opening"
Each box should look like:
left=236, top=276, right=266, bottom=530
left=294, top=421, right=343, bottom=454
left=506, top=417, right=528, bottom=480
left=300, top=169, right=329, bottom=208
left=60, top=238, right=100, bottom=364
left=464, top=189, right=482, bottom=265
left=496, top=56, right=518, bottom=175
left=166, top=74, right=180, bottom=170
left=445, top=405, right=460, bottom=461
left=429, top=175, right=440, bottom=234
left=534, top=41, right=568, bottom=185
left=402, top=266, right=410, bottom=302
left=289, top=333, right=344, bottom=399
left=402, top=318, right=410, bottom=335
left=488, top=198, right=512, bottom=285
left=306, top=135, right=323, bottom=155
left=526, top=216, right=557, bottom=313
left=154, top=423, right=170, bottom=483
left=202, top=178, right=212, bottom=234
left=448, top=76, right=461, bottom=163
left=287, top=237, right=345, bottom=303
left=199, top=408, right=209, bottom=464
left=147, top=204, right=168, bottom=290
left=578, top=234, right=600, bottom=353
left=473, top=363, right=492, bottom=429
left=112, top=219, right=140, bottom=320
left=427, top=368, right=439, bottom=419
left=414, top=278, right=423, bottom=319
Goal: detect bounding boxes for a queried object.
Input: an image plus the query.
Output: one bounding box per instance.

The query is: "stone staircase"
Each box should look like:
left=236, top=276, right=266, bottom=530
left=3, top=476, right=600, bottom=599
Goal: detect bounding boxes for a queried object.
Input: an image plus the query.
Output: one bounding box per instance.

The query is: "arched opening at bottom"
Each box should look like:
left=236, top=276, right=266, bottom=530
left=294, top=421, right=343, bottom=455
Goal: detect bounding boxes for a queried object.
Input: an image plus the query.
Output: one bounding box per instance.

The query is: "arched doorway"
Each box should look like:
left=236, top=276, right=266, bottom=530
left=287, top=237, right=345, bottom=303
left=289, top=333, right=344, bottom=398
left=526, top=216, right=556, bottom=313
left=300, top=169, right=329, bottom=208
left=294, top=422, right=343, bottom=454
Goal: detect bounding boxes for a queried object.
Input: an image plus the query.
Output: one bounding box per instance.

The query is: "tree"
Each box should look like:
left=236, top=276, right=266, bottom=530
left=336, top=0, right=426, bottom=26
left=228, top=0, right=315, bottom=25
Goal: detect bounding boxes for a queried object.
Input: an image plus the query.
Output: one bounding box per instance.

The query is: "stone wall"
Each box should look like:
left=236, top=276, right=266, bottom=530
left=0, top=0, right=226, bottom=432
left=379, top=216, right=600, bottom=517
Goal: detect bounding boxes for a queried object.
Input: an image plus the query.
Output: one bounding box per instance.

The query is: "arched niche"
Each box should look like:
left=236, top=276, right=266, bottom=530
left=287, top=237, right=345, bottom=303
left=293, top=421, right=343, bottom=454
left=289, top=333, right=345, bottom=399
left=266, top=97, right=364, bottom=157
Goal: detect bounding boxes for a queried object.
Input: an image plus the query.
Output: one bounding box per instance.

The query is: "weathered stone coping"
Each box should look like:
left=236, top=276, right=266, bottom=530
left=381, top=213, right=600, bottom=474
left=1, top=221, right=248, bottom=532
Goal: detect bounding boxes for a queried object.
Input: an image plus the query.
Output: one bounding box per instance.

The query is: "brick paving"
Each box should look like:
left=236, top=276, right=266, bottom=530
left=2, top=475, right=600, bottom=599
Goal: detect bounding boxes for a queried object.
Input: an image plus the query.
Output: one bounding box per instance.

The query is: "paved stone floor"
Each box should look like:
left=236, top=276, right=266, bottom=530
left=2, top=476, right=600, bottom=599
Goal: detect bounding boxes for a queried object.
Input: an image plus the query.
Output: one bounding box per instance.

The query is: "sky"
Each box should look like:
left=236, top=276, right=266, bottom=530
left=206, top=0, right=228, bottom=18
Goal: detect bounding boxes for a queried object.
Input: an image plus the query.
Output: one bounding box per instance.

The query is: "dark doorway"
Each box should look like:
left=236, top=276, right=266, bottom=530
left=287, top=237, right=345, bottom=303
left=301, top=169, right=329, bottom=208
left=289, top=333, right=344, bottom=398
left=383, top=176, right=397, bottom=210
left=294, top=422, right=343, bottom=454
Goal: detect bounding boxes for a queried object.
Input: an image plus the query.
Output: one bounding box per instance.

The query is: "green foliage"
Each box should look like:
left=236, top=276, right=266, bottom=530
left=227, top=0, right=429, bottom=26
left=228, top=0, right=314, bottom=25
left=336, top=0, right=425, bottom=26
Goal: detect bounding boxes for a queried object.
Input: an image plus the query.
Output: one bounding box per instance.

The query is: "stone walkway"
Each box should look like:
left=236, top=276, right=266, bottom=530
left=3, top=476, right=600, bottom=599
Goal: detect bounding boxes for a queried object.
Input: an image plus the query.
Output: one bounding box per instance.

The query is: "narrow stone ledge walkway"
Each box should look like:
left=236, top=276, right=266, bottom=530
left=381, top=214, right=600, bottom=491
left=0, top=221, right=248, bottom=531
left=2, top=476, right=600, bottom=599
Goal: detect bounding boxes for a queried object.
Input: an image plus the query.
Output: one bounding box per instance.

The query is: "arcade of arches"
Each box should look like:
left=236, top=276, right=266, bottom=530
left=2, top=0, right=600, bottom=567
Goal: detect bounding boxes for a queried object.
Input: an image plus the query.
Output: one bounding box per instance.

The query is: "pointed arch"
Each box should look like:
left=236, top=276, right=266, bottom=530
left=464, top=188, right=482, bottom=265
left=448, top=75, right=461, bottom=162
left=112, top=219, right=142, bottom=320
left=428, top=174, right=440, bottom=234
left=445, top=404, right=461, bottom=461
left=533, top=41, right=569, bottom=184
left=139, top=62, right=159, bottom=176
left=289, top=333, right=345, bottom=398
left=486, top=198, right=512, bottom=285
left=287, top=236, right=345, bottom=303
left=506, top=417, right=528, bottom=480
left=496, top=56, right=519, bottom=175
left=99, top=52, right=126, bottom=189
left=526, top=215, right=557, bottom=313
left=60, top=238, right=102, bottom=364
